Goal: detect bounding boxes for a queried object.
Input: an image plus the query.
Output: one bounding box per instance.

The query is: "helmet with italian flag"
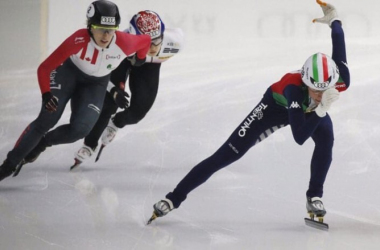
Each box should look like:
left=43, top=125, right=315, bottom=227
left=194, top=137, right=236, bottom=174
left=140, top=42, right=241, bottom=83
left=301, top=52, right=339, bottom=90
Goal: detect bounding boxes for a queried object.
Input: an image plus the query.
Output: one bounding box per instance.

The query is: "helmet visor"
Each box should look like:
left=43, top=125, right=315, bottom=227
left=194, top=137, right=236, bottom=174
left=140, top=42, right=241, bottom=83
left=91, top=24, right=118, bottom=34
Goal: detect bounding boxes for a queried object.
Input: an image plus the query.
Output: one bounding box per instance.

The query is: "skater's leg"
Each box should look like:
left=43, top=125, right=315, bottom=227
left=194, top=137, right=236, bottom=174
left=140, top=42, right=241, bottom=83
left=306, top=114, right=334, bottom=198
left=46, top=79, right=108, bottom=145
left=166, top=100, right=289, bottom=208
left=7, top=88, right=71, bottom=165
left=84, top=93, right=118, bottom=149
left=113, top=63, right=161, bottom=127
left=166, top=141, right=247, bottom=208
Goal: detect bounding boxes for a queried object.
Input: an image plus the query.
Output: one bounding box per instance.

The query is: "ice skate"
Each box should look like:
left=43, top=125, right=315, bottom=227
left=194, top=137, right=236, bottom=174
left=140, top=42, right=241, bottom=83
left=95, top=119, right=119, bottom=162
left=0, top=159, right=17, bottom=181
left=12, top=160, right=26, bottom=177
left=13, top=137, right=50, bottom=177
left=70, top=145, right=96, bottom=170
left=95, top=144, right=105, bottom=162
left=24, top=137, right=49, bottom=163
left=147, top=199, right=174, bottom=225
left=304, top=197, right=329, bottom=230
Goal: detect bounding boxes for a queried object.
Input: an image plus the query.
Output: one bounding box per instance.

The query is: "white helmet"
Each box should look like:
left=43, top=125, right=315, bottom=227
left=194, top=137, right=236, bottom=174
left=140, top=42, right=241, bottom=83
left=301, top=52, right=339, bottom=90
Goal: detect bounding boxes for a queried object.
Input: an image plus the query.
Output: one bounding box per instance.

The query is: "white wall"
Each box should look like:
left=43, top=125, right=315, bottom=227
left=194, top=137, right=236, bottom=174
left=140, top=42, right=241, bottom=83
left=1, top=0, right=379, bottom=72
left=47, top=0, right=380, bottom=50
left=0, top=0, right=41, bottom=71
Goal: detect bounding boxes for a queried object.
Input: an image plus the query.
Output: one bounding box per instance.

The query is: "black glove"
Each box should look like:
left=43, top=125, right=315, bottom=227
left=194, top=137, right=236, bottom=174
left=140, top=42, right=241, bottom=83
left=42, top=92, right=59, bottom=112
left=127, top=54, right=146, bottom=67
left=110, top=87, right=129, bottom=109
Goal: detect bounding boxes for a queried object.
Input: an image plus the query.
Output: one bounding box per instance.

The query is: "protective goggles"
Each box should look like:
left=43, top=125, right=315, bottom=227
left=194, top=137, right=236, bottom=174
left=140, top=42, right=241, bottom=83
left=91, top=24, right=118, bottom=34
left=151, top=36, right=163, bottom=46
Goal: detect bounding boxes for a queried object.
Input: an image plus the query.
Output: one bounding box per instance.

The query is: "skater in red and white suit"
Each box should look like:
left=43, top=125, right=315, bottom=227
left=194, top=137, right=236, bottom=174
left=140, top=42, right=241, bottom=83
left=72, top=10, right=184, bottom=167
left=0, top=0, right=151, bottom=181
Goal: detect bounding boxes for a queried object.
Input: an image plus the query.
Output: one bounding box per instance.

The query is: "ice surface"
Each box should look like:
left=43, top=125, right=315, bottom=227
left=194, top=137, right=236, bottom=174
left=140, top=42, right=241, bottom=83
left=1, top=0, right=380, bottom=249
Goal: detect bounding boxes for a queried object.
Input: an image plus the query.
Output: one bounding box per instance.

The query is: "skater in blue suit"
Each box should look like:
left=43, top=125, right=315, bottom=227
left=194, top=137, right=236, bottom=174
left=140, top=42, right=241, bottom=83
left=148, top=1, right=349, bottom=226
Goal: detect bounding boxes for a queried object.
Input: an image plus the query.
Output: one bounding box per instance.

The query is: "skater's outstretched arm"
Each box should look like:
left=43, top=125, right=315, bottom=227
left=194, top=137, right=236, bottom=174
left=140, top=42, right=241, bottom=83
left=313, top=0, right=350, bottom=91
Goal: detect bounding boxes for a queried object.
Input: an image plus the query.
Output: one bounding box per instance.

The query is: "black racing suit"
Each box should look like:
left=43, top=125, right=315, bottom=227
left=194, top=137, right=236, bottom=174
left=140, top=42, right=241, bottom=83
left=84, top=58, right=161, bottom=149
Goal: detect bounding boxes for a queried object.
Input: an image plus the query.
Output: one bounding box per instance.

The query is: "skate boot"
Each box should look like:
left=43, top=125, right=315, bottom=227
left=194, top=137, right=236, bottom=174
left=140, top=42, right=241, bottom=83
left=70, top=145, right=96, bottom=170
left=95, top=119, right=119, bottom=162
left=75, top=145, right=95, bottom=162
left=305, top=196, right=328, bottom=230
left=147, top=199, right=174, bottom=224
left=0, top=159, right=17, bottom=181
left=101, top=119, right=119, bottom=146
left=306, top=197, right=326, bottom=221
left=24, top=137, right=50, bottom=163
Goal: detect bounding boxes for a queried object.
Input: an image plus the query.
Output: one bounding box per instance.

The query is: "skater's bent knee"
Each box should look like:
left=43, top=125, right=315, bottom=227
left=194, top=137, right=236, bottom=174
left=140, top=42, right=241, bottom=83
left=114, top=112, right=146, bottom=126
left=71, top=123, right=92, bottom=140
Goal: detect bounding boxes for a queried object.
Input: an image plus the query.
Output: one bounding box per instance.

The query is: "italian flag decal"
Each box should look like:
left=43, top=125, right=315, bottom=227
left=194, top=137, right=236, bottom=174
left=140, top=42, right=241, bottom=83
left=312, top=53, right=329, bottom=83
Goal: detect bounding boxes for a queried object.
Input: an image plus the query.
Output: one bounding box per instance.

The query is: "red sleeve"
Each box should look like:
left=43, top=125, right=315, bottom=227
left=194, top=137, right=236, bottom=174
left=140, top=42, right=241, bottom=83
left=37, top=29, right=90, bottom=94
left=271, top=73, right=303, bottom=95
left=335, top=82, right=348, bottom=92
left=115, top=31, right=151, bottom=60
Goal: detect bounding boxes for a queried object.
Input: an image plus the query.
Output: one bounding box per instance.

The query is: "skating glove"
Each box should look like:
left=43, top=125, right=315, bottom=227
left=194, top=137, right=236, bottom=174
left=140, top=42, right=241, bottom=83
left=127, top=54, right=146, bottom=67
left=42, top=91, right=58, bottom=112
left=110, top=87, right=129, bottom=109
left=313, top=0, right=341, bottom=27
left=315, top=88, right=339, bottom=117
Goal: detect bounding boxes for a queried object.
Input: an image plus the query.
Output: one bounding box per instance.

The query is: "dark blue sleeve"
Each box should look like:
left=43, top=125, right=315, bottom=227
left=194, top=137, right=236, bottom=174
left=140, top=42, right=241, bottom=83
left=283, top=85, right=323, bottom=145
left=331, top=20, right=350, bottom=88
